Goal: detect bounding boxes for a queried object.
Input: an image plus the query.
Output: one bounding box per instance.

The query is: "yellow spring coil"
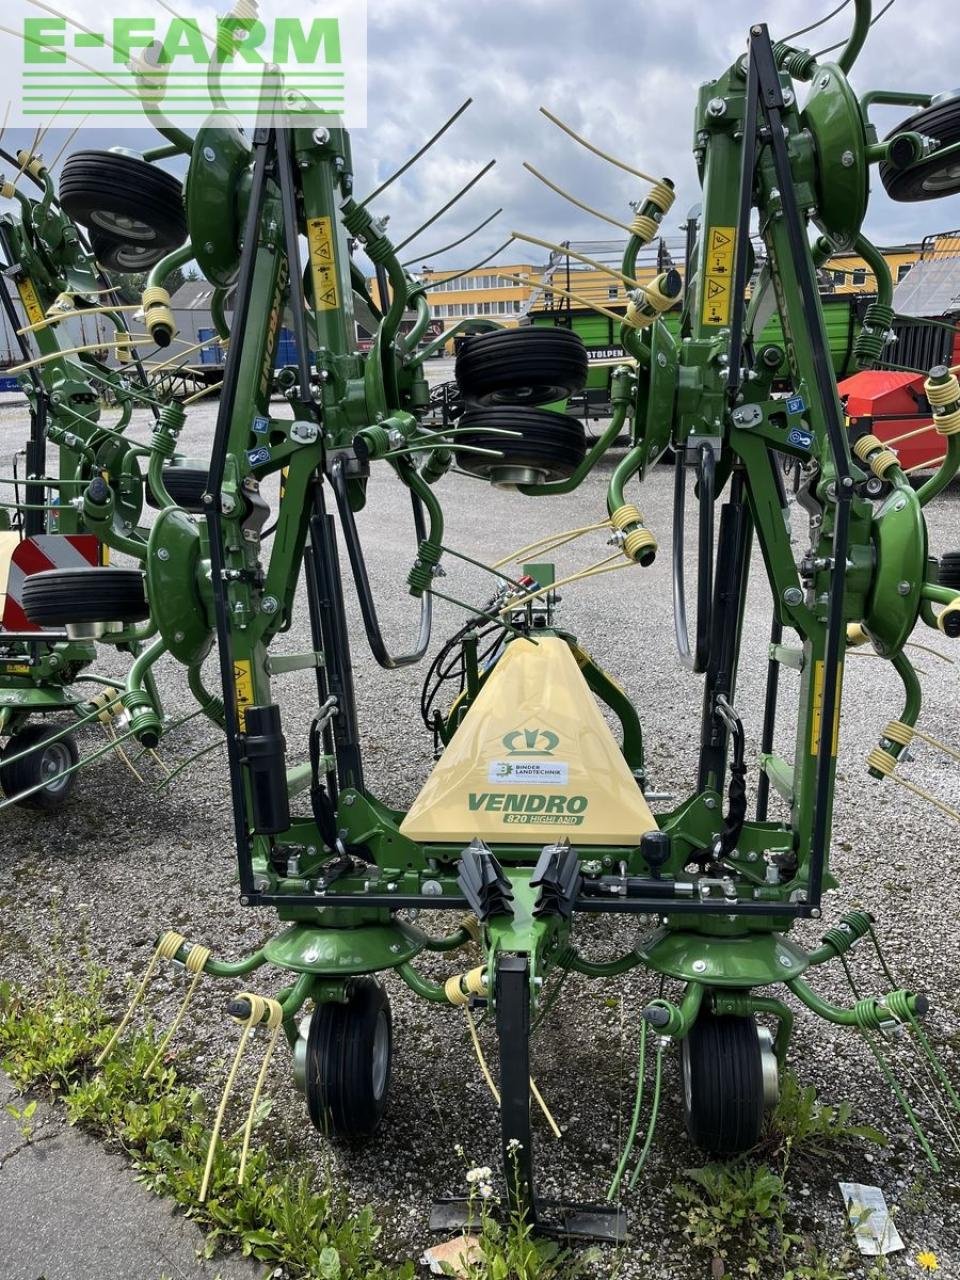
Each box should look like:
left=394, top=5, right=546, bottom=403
left=444, top=965, right=488, bottom=1006
left=846, top=623, right=870, bottom=647
left=95, top=930, right=186, bottom=1065
left=116, top=340, right=133, bottom=365
left=0, top=181, right=15, bottom=200
left=610, top=503, right=657, bottom=563
left=200, top=992, right=284, bottom=1201
left=145, top=943, right=212, bottom=1078
left=852, top=432, right=900, bottom=478
left=852, top=433, right=882, bottom=461
left=46, top=293, right=76, bottom=319
left=16, top=151, right=45, bottom=180
left=925, top=372, right=960, bottom=436
left=142, top=285, right=176, bottom=343
left=629, top=180, right=676, bottom=243
left=871, top=451, right=900, bottom=477
left=459, top=914, right=482, bottom=945
left=867, top=746, right=960, bottom=823
left=88, top=686, right=123, bottom=723
left=885, top=718, right=960, bottom=764
left=629, top=213, right=660, bottom=244
left=867, top=746, right=895, bottom=777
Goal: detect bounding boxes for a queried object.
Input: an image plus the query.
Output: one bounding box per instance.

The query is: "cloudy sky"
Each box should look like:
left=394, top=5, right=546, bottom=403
left=4, top=0, right=959, bottom=273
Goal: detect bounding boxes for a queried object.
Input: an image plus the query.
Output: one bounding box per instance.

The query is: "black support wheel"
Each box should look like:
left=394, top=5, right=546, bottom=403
left=881, top=95, right=960, bottom=202
left=146, top=462, right=209, bottom=513
left=455, top=328, right=589, bottom=406
left=938, top=550, right=960, bottom=590
left=681, top=1010, right=766, bottom=1154
left=59, top=151, right=187, bottom=253
left=304, top=978, right=392, bottom=1138
left=454, top=405, right=587, bottom=487
left=0, top=724, right=78, bottom=810
left=22, top=568, right=149, bottom=628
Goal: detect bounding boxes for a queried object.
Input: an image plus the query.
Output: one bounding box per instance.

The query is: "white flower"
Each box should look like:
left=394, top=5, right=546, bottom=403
left=479, top=1183, right=494, bottom=1199
left=506, top=1138, right=522, bottom=1153
left=466, top=1166, right=492, bottom=1185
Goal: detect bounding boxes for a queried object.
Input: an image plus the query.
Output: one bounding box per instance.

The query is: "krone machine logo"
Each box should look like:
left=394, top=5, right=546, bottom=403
left=501, top=727, right=559, bottom=757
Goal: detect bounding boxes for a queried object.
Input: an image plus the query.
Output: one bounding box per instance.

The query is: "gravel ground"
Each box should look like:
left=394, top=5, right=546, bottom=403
left=1, top=389, right=959, bottom=1279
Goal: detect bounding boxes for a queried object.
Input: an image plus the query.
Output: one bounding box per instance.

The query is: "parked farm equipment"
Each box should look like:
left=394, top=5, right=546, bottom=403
left=74, top=0, right=960, bottom=1239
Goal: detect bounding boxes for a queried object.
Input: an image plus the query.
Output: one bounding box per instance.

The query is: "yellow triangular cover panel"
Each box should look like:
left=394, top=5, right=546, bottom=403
left=400, top=636, right=656, bottom=845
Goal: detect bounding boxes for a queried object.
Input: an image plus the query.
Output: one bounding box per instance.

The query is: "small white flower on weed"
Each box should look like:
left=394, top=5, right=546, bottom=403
left=506, top=1138, right=522, bottom=1153
left=466, top=1166, right=492, bottom=1185
left=479, top=1182, right=494, bottom=1199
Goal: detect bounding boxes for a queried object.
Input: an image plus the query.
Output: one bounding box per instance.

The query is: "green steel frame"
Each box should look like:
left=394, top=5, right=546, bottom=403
left=98, top=0, right=960, bottom=1230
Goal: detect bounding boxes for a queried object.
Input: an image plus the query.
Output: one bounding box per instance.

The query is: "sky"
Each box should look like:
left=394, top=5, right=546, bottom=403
left=3, top=0, right=959, bottom=275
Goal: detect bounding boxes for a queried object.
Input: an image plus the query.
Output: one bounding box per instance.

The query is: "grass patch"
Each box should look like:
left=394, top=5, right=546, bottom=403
left=765, top=1072, right=887, bottom=1161
left=0, top=970, right=593, bottom=1280
left=0, top=970, right=413, bottom=1279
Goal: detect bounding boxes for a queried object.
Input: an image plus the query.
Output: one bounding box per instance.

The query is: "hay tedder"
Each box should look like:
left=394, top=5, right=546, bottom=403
left=0, top=142, right=185, bottom=809
left=50, top=0, right=960, bottom=1239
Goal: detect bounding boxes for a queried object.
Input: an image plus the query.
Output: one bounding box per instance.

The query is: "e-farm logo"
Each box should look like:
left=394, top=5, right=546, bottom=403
left=4, top=1, right=366, bottom=129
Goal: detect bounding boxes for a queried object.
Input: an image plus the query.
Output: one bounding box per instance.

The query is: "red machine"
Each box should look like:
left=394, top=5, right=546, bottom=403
left=840, top=369, right=946, bottom=475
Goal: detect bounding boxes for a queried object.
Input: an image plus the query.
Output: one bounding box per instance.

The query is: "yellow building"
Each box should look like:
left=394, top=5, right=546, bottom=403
left=367, top=262, right=544, bottom=351
left=366, top=238, right=930, bottom=348
left=823, top=243, right=923, bottom=293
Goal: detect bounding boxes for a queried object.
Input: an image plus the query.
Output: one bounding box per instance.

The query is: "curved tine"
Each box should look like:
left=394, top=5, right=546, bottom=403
left=358, top=98, right=473, bottom=208
left=425, top=236, right=516, bottom=291
left=400, top=207, right=502, bottom=268
left=538, top=106, right=659, bottom=184
left=783, top=0, right=851, bottom=41
left=494, top=269, right=625, bottom=324
left=511, top=229, right=644, bottom=289
left=47, top=119, right=89, bottom=175
left=394, top=160, right=497, bottom=253
left=0, top=102, right=9, bottom=154
left=522, top=161, right=634, bottom=236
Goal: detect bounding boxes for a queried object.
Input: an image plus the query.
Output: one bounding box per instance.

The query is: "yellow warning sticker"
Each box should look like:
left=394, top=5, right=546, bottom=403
left=809, top=660, right=843, bottom=757
left=233, top=659, right=255, bottom=731
left=307, top=216, right=340, bottom=312
left=17, top=278, right=44, bottom=329
left=701, top=226, right=736, bottom=327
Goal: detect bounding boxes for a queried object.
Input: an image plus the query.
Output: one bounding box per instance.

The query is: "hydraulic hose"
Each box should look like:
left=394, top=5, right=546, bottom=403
left=673, top=443, right=715, bottom=672
left=328, top=458, right=433, bottom=668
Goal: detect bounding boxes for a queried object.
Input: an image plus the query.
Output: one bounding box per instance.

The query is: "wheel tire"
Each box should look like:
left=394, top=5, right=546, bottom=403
left=59, top=151, right=187, bottom=251
left=0, top=724, right=78, bottom=810
left=305, top=978, right=392, bottom=1138
left=22, top=568, right=148, bottom=627
left=939, top=550, right=960, bottom=590
left=146, top=463, right=209, bottom=513
left=681, top=1010, right=765, bottom=1155
left=455, top=329, right=588, bottom=406
left=454, top=405, right=587, bottom=486
left=880, top=95, right=960, bottom=202
left=89, top=227, right=169, bottom=274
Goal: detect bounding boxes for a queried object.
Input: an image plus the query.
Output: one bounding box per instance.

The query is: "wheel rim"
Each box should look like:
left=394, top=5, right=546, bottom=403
left=922, top=161, right=960, bottom=193
left=371, top=1009, right=389, bottom=1100
left=681, top=1035, right=693, bottom=1114
left=89, top=210, right=158, bottom=241
left=113, top=244, right=162, bottom=270
left=39, top=742, right=72, bottom=794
